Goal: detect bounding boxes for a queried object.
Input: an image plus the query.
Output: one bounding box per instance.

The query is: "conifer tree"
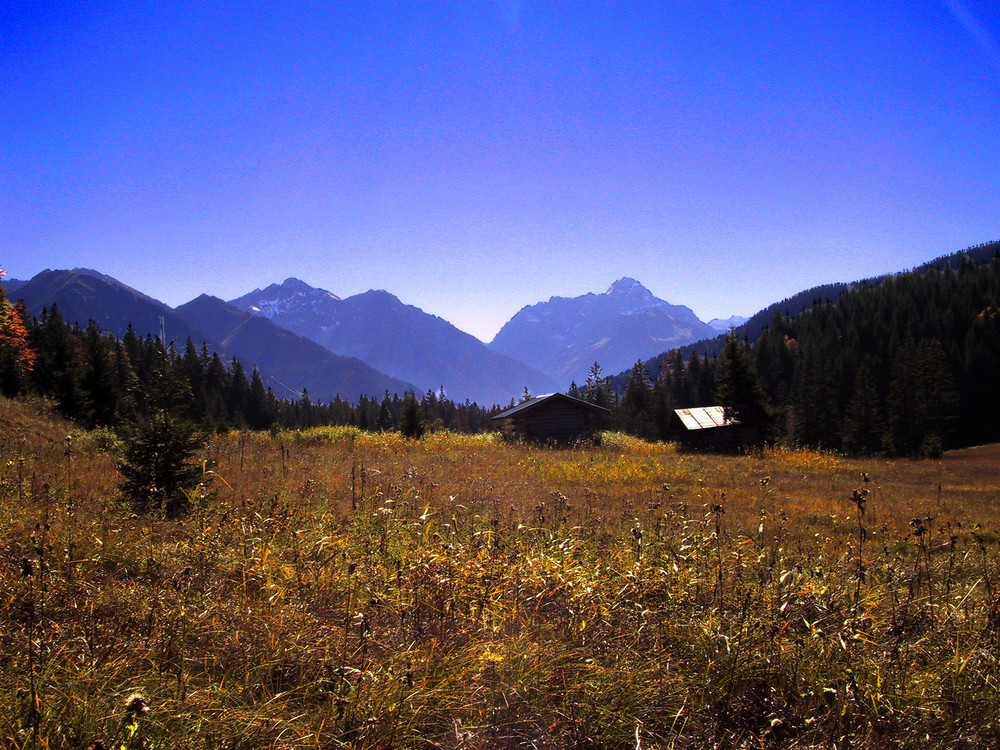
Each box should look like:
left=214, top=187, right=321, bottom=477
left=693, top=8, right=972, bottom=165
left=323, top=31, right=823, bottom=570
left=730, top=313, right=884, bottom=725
left=247, top=367, right=274, bottom=430
left=886, top=341, right=958, bottom=456
left=80, top=321, right=123, bottom=427
left=400, top=391, right=425, bottom=438
left=584, top=362, right=611, bottom=408
left=31, top=305, right=84, bottom=419
left=622, top=360, right=655, bottom=439
left=227, top=359, right=250, bottom=425
left=118, top=344, right=204, bottom=516
left=716, top=332, right=774, bottom=444
left=841, top=362, right=884, bottom=456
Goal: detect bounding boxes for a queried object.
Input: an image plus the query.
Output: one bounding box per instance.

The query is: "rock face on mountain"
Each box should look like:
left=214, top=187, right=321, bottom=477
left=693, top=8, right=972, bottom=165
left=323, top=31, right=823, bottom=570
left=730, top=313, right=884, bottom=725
left=490, top=278, right=718, bottom=385
left=230, top=279, right=556, bottom=405
left=174, top=295, right=414, bottom=402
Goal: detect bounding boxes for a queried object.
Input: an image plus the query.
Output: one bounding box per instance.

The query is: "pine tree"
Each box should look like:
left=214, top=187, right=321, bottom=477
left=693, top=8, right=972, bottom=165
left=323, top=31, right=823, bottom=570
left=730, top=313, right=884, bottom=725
left=400, top=391, right=425, bottom=438
left=227, top=359, right=250, bottom=426
left=622, top=360, right=655, bottom=439
left=790, top=345, right=840, bottom=449
left=716, top=332, right=774, bottom=445
left=247, top=368, right=274, bottom=430
left=841, top=362, right=884, bottom=456
left=584, top=362, right=611, bottom=408
left=80, top=321, right=123, bottom=427
left=31, top=305, right=84, bottom=419
left=117, top=345, right=204, bottom=516
left=886, top=341, right=958, bottom=456
left=378, top=391, right=394, bottom=430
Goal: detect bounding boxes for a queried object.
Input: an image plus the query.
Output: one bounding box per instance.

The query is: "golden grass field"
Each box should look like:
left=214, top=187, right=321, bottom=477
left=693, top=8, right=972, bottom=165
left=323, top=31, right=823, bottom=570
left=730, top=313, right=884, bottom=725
left=2, top=398, right=1000, bottom=749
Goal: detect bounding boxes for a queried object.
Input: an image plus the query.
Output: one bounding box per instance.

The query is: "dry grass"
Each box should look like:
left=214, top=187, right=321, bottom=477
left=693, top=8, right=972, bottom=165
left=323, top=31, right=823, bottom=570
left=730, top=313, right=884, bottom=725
left=2, top=404, right=1000, bottom=749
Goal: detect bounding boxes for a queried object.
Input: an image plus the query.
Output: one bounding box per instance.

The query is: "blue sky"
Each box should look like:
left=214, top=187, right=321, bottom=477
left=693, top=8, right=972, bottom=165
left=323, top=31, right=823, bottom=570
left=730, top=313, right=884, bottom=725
left=3, top=0, right=999, bottom=341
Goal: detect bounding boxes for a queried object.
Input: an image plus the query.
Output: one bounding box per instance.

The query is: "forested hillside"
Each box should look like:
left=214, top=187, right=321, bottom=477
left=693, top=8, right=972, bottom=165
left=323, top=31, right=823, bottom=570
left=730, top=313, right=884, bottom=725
left=752, top=249, right=1000, bottom=454
left=608, top=243, right=1000, bottom=455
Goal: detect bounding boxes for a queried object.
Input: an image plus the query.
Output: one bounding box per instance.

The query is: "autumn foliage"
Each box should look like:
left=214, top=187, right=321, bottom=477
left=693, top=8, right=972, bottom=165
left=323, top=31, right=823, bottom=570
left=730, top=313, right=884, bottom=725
left=0, top=273, right=36, bottom=392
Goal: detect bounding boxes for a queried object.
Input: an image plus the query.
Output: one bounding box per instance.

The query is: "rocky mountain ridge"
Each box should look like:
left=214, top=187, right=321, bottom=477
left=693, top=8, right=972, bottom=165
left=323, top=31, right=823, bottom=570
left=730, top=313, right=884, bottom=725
left=230, top=279, right=558, bottom=405
left=3, top=270, right=734, bottom=404
left=489, top=278, right=718, bottom=385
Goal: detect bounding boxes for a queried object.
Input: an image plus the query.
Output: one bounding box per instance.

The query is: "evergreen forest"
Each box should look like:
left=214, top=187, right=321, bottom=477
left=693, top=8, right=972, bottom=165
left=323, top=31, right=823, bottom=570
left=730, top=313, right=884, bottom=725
left=609, top=243, right=1000, bottom=456
left=0, top=297, right=498, bottom=436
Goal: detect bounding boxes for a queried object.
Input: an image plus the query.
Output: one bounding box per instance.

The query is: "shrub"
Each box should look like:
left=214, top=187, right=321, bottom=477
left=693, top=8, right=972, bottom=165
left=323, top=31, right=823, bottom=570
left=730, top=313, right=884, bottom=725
left=117, top=408, right=205, bottom=516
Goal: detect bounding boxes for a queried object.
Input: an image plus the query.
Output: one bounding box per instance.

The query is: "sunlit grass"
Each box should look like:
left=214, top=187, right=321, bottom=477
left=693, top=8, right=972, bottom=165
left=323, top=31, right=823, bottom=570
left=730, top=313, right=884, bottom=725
left=597, top=430, right=679, bottom=454
left=3, top=406, right=1000, bottom=748
left=759, top=443, right=852, bottom=472
left=538, top=454, right=690, bottom=486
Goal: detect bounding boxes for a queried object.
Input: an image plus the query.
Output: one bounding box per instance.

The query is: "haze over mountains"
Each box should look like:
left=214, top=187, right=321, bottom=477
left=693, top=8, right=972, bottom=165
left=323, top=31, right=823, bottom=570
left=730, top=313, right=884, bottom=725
left=6, top=270, right=413, bottom=402
left=490, top=278, right=718, bottom=385
left=707, top=315, right=749, bottom=332
left=4, top=269, right=730, bottom=405
left=229, top=279, right=557, bottom=405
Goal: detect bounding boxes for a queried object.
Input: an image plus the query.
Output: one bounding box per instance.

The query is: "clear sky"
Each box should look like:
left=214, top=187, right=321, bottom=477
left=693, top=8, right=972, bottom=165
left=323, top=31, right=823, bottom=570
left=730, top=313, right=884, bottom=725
left=3, top=1, right=999, bottom=341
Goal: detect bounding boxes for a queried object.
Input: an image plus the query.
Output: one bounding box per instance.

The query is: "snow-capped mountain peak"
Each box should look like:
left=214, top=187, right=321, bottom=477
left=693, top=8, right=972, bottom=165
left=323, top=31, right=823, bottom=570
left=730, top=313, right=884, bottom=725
left=491, top=278, right=717, bottom=383
left=707, top=315, right=748, bottom=332
left=606, top=277, right=650, bottom=297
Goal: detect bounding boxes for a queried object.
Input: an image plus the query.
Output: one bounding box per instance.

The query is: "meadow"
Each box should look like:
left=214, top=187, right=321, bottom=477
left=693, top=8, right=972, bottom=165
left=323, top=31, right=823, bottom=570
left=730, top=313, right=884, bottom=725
left=2, top=398, right=1000, bottom=749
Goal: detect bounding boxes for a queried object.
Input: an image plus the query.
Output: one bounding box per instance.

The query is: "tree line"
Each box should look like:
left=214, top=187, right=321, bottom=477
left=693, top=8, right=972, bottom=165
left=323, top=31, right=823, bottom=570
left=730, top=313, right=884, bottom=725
left=4, top=244, right=999, bottom=457
left=0, top=288, right=499, bottom=436
left=601, top=246, right=1000, bottom=456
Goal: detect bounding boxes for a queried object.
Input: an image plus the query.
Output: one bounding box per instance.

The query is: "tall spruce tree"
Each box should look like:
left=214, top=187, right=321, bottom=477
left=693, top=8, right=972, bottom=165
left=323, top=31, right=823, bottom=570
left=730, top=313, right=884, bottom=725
left=716, top=332, right=774, bottom=445
left=247, top=367, right=274, bottom=430
left=841, top=362, right=884, bottom=456
left=621, top=360, right=656, bottom=439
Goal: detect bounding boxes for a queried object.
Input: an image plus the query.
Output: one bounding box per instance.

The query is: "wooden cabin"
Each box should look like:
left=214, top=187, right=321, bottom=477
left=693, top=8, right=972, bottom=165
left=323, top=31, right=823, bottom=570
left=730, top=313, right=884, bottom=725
left=492, top=393, right=610, bottom=444
left=669, top=406, right=747, bottom=452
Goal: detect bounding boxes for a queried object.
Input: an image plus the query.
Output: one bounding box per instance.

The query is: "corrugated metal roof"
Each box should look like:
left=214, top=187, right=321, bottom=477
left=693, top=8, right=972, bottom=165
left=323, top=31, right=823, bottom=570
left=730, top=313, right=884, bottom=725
left=493, top=392, right=610, bottom=420
left=674, top=406, right=738, bottom=431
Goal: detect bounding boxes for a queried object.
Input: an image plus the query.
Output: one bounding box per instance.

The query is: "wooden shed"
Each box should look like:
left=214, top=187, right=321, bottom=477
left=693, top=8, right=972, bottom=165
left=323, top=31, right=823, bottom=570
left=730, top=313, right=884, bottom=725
left=492, top=393, right=610, bottom=444
left=670, top=406, right=747, bottom=451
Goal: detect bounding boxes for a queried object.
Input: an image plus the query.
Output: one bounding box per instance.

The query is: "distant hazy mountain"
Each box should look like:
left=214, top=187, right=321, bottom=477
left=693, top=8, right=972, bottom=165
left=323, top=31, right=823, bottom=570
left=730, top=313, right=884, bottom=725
left=230, top=278, right=557, bottom=405
left=9, top=269, right=413, bottom=403
left=0, top=277, right=28, bottom=296
left=175, top=295, right=414, bottom=402
left=707, top=315, right=748, bottom=332
left=490, top=278, right=718, bottom=385
left=9, top=268, right=207, bottom=345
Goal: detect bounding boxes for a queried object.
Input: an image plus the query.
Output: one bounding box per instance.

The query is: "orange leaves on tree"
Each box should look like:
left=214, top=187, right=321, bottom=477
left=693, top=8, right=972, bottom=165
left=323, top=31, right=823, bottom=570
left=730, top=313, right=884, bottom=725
left=0, top=285, right=36, bottom=374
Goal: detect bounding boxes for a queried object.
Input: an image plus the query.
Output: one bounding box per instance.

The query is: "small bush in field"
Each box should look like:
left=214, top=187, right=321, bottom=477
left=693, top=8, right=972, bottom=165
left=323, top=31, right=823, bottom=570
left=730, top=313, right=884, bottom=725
left=117, top=408, right=205, bottom=516
left=116, top=349, right=205, bottom=517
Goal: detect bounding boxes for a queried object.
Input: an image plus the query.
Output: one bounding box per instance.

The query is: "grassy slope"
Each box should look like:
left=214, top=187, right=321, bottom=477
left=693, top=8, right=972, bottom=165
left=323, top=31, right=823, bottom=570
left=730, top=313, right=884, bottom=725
left=2, top=405, right=1000, bottom=748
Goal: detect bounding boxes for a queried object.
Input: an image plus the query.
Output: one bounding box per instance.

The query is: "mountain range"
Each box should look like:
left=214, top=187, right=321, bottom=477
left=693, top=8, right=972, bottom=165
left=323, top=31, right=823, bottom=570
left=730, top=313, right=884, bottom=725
left=2, top=268, right=736, bottom=405
left=229, top=279, right=557, bottom=404
left=489, top=278, right=718, bottom=385
left=707, top=315, right=749, bottom=332
left=5, top=270, right=412, bottom=402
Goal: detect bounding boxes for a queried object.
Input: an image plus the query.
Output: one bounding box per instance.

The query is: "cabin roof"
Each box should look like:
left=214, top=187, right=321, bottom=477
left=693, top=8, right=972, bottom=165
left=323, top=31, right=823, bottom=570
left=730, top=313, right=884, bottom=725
left=492, top=392, right=611, bottom=420
left=673, top=406, right=739, bottom=431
